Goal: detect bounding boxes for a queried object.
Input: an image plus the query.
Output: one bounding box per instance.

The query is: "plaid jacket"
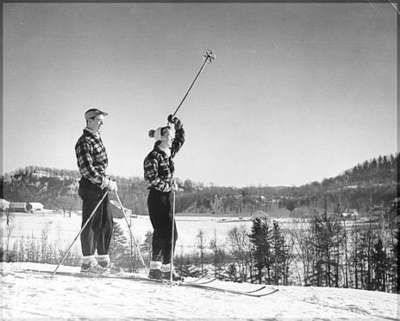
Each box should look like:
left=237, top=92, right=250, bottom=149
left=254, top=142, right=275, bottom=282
left=143, top=127, right=185, bottom=192
left=75, top=129, right=108, bottom=187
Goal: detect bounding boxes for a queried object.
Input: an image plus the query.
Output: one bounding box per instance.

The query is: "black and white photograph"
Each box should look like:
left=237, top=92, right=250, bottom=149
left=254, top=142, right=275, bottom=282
left=1, top=2, right=399, bottom=320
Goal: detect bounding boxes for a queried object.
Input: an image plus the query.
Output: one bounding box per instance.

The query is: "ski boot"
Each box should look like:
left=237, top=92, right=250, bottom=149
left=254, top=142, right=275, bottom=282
left=97, top=254, right=117, bottom=272
left=161, top=270, right=184, bottom=282
left=148, top=261, right=162, bottom=280
left=80, top=262, right=107, bottom=274
left=161, top=263, right=183, bottom=282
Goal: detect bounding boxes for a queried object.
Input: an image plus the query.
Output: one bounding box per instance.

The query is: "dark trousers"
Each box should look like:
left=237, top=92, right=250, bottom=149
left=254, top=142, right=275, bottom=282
left=147, top=189, right=177, bottom=264
left=78, top=178, right=113, bottom=256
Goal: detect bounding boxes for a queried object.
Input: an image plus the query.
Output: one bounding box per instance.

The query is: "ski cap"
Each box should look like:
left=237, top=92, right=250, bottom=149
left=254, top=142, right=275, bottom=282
left=84, top=108, right=108, bottom=120
left=148, top=126, right=172, bottom=141
left=152, top=127, right=163, bottom=141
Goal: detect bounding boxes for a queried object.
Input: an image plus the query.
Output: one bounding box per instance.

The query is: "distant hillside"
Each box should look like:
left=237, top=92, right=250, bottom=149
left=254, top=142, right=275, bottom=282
left=274, top=154, right=398, bottom=215
left=0, top=166, right=148, bottom=213
left=173, top=154, right=398, bottom=216
left=1, top=154, right=398, bottom=217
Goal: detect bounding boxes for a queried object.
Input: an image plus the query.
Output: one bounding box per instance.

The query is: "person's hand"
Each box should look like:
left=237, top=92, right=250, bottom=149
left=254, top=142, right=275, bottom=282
left=107, top=179, right=118, bottom=192
left=167, top=114, right=183, bottom=129
left=171, top=180, right=178, bottom=192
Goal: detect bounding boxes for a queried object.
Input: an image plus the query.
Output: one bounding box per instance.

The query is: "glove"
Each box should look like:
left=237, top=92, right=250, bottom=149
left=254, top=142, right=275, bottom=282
left=167, top=114, right=183, bottom=130
left=106, top=179, right=118, bottom=192
left=171, top=180, right=178, bottom=192
left=110, top=180, right=118, bottom=192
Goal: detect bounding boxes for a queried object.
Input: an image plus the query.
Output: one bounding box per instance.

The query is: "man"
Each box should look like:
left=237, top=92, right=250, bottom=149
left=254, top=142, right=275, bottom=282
left=75, top=108, right=118, bottom=273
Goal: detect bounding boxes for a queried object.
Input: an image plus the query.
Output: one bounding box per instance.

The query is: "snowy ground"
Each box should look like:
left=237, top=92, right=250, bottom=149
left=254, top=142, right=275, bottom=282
left=1, top=262, right=399, bottom=321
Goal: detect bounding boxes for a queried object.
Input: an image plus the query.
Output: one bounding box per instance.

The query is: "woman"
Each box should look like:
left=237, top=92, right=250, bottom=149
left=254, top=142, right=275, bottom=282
left=143, top=114, right=185, bottom=280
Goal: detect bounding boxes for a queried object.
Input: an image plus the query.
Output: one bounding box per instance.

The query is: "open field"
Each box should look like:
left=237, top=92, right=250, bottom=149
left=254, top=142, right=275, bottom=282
left=1, top=210, right=258, bottom=256
left=1, top=209, right=382, bottom=257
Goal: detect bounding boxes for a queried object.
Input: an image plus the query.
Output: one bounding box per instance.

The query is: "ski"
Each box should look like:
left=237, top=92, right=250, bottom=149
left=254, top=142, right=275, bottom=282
left=179, top=282, right=279, bottom=297
left=23, top=269, right=279, bottom=298
left=185, top=277, right=216, bottom=285
left=245, top=285, right=266, bottom=293
left=185, top=278, right=265, bottom=292
left=24, top=269, right=166, bottom=283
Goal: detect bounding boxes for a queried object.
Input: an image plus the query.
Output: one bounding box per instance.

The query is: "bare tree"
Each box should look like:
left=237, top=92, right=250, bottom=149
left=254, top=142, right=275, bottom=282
left=196, top=229, right=206, bottom=274
left=228, top=225, right=251, bottom=282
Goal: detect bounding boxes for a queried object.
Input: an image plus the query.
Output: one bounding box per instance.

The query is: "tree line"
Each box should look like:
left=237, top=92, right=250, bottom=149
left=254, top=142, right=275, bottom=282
left=1, top=153, right=398, bottom=217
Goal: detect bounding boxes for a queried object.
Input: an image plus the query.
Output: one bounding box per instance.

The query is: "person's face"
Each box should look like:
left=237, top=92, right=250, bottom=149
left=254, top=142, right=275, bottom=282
left=87, top=114, right=105, bottom=132
left=160, top=128, right=173, bottom=147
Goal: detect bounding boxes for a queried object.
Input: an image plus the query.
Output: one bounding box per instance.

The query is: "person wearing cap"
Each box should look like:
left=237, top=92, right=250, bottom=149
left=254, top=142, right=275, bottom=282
left=143, top=114, right=185, bottom=281
left=75, top=108, right=118, bottom=273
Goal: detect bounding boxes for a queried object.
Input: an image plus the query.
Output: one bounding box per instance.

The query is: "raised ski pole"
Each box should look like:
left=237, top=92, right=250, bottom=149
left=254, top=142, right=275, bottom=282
left=170, top=184, right=177, bottom=283
left=171, top=49, right=215, bottom=118
left=52, top=191, right=109, bottom=276
left=115, top=192, right=147, bottom=272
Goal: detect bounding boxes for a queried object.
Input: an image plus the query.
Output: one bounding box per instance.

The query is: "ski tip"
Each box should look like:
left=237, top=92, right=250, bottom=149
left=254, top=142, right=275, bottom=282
left=257, top=288, right=279, bottom=297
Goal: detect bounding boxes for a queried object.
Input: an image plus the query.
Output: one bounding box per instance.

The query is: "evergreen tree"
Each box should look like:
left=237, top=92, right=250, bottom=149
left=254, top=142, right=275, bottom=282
left=371, top=237, right=388, bottom=291
left=354, top=219, right=377, bottom=290
left=109, top=221, right=131, bottom=271
left=248, top=218, right=272, bottom=284
left=308, top=210, right=343, bottom=287
left=142, top=230, right=153, bottom=264
left=226, top=263, right=238, bottom=282
left=271, top=221, right=290, bottom=285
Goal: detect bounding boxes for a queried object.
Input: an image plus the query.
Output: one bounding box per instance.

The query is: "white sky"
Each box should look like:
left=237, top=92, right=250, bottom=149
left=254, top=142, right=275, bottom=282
left=3, top=3, right=397, bottom=187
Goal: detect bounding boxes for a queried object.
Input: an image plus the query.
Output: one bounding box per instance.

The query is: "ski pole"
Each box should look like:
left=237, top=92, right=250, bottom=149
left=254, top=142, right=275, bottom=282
left=52, top=191, right=109, bottom=276
left=115, top=192, right=147, bottom=272
left=170, top=187, right=176, bottom=283
left=171, top=49, right=215, bottom=118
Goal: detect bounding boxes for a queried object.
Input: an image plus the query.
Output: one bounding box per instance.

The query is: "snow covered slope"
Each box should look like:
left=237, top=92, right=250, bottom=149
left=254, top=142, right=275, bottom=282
left=1, top=262, right=398, bottom=320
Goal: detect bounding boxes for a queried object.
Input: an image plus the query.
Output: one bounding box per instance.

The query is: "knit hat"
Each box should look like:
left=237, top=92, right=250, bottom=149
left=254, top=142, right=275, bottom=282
left=149, top=127, right=163, bottom=141
left=148, top=126, right=172, bottom=141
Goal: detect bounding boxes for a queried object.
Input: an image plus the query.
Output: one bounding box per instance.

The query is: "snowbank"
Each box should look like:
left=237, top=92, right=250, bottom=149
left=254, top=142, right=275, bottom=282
left=1, top=262, right=398, bottom=321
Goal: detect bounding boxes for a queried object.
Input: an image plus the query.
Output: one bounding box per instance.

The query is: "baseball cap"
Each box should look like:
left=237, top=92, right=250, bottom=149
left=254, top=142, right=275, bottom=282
left=84, top=108, right=108, bottom=120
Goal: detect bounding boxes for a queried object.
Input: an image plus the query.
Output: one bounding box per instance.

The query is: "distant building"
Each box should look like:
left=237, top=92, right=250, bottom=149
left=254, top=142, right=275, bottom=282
left=9, top=202, right=28, bottom=212
left=32, top=170, right=50, bottom=178
left=0, top=199, right=10, bottom=211
left=266, top=199, right=280, bottom=209
left=342, top=209, right=359, bottom=218
left=27, top=202, right=44, bottom=212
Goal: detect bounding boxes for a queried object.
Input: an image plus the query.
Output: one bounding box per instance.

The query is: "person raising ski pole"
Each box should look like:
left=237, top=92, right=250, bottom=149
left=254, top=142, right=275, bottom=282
left=75, top=108, right=118, bottom=273
left=144, top=114, right=185, bottom=281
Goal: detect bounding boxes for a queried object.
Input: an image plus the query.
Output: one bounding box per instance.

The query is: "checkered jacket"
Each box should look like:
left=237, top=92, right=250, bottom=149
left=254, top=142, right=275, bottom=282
left=75, top=129, right=108, bottom=187
left=143, top=127, right=185, bottom=192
